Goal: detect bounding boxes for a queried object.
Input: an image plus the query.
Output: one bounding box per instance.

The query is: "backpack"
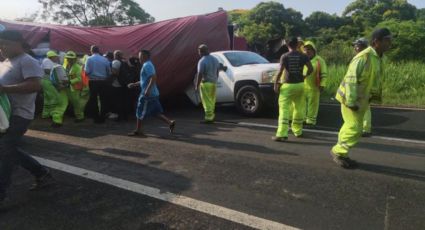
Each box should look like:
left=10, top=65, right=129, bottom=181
left=50, top=64, right=69, bottom=89
left=117, top=61, right=132, bottom=87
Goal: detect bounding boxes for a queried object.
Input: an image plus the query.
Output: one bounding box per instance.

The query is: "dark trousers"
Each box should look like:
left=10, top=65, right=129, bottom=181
left=0, top=116, right=46, bottom=196
left=86, top=80, right=111, bottom=122
left=110, top=86, right=129, bottom=121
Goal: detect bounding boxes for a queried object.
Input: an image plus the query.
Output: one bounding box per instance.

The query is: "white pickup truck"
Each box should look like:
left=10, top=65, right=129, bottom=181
left=186, top=51, right=280, bottom=116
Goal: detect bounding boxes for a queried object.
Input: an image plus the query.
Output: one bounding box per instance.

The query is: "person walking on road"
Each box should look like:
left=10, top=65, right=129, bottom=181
left=195, top=44, right=220, bottom=124
left=353, top=38, right=373, bottom=137
left=273, top=37, right=313, bottom=142
left=0, top=30, right=54, bottom=203
left=64, top=51, right=89, bottom=123
left=302, top=41, right=328, bottom=127
left=127, top=49, right=175, bottom=137
left=84, top=45, right=111, bottom=124
left=331, top=28, right=392, bottom=168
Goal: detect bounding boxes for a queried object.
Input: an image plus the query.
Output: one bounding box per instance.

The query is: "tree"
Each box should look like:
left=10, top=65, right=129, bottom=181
left=15, top=12, right=39, bottom=23
left=305, top=12, right=351, bottom=34
left=38, top=0, right=154, bottom=26
left=343, top=0, right=417, bottom=28
left=377, top=19, right=425, bottom=62
left=228, top=9, right=250, bottom=36
left=415, top=8, right=425, bottom=21
left=234, top=1, right=306, bottom=50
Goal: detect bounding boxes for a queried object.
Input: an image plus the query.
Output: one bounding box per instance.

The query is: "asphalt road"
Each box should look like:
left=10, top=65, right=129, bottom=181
left=1, top=102, right=424, bottom=230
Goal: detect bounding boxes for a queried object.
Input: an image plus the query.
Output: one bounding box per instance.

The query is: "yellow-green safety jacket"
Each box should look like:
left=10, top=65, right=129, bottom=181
left=336, top=47, right=384, bottom=108
left=64, top=63, right=84, bottom=91
left=303, top=41, right=328, bottom=89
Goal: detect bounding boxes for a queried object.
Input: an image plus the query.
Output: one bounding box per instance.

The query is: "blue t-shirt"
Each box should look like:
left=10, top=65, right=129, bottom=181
left=197, top=55, right=220, bottom=83
left=140, top=60, right=159, bottom=97
left=84, top=53, right=111, bottom=79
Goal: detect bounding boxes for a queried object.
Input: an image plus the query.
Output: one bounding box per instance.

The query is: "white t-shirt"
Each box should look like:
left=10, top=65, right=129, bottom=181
left=111, top=60, right=122, bottom=87
left=0, top=53, right=43, bottom=120
left=41, top=58, right=55, bottom=70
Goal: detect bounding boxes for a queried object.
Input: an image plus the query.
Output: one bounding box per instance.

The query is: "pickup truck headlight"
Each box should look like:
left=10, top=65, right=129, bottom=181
left=261, top=70, right=277, bottom=83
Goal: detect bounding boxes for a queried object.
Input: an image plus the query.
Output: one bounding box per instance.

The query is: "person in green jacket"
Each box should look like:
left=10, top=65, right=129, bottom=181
left=273, top=37, right=313, bottom=141
left=303, top=41, right=328, bottom=126
left=40, top=50, right=60, bottom=119
left=331, top=28, right=392, bottom=168
left=353, top=38, right=373, bottom=137
left=50, top=60, right=69, bottom=127
left=64, top=51, right=89, bottom=122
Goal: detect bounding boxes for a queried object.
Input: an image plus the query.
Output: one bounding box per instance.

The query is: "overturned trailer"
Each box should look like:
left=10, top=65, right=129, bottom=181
left=0, top=11, right=230, bottom=97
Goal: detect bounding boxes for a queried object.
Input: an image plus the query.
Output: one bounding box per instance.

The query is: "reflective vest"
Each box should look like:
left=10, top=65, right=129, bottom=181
left=304, top=55, right=328, bottom=89
left=0, top=93, right=11, bottom=133
left=336, top=47, right=384, bottom=107
left=64, top=63, right=85, bottom=91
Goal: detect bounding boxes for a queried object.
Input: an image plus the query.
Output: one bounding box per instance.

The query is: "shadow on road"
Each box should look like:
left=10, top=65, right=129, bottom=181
left=359, top=142, right=425, bottom=157
left=24, top=136, right=192, bottom=193
left=359, top=162, right=425, bottom=182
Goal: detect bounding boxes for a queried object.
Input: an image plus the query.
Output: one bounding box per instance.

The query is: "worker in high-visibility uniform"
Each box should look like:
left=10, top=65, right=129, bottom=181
left=195, top=44, right=220, bottom=124
left=302, top=41, right=328, bottom=126
left=40, top=50, right=60, bottom=119
left=353, top=38, right=373, bottom=137
left=331, top=28, right=392, bottom=168
left=273, top=37, right=313, bottom=141
left=64, top=51, right=89, bottom=122
left=50, top=59, right=69, bottom=127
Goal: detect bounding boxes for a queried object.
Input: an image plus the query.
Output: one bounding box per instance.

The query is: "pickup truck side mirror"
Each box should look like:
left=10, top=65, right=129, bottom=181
left=219, top=63, right=228, bottom=72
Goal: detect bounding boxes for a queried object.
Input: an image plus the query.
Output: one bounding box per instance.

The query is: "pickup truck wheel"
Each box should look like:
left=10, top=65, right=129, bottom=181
left=236, top=85, right=263, bottom=116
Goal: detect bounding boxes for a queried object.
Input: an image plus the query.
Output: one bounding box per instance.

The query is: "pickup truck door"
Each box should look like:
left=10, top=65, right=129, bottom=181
left=213, top=54, right=234, bottom=103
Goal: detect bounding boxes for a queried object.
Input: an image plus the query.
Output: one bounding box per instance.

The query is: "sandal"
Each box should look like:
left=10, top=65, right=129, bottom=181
left=127, top=131, right=147, bottom=137
left=169, top=120, right=176, bottom=134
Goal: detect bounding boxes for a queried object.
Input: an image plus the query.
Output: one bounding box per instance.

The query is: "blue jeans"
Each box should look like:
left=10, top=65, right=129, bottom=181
left=0, top=116, right=46, bottom=197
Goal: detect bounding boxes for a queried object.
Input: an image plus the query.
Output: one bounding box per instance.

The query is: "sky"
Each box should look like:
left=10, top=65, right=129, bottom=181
left=1, top=0, right=425, bottom=22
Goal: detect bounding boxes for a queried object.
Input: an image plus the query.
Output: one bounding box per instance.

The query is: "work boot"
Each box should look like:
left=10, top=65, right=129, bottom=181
left=294, top=133, right=304, bottom=138
left=29, top=169, right=55, bottom=191
left=330, top=152, right=358, bottom=169
left=51, top=122, right=62, bottom=128
left=169, top=120, right=176, bottom=134
left=74, top=118, right=85, bottom=123
left=362, top=132, right=372, bottom=137
left=200, top=120, right=214, bottom=124
left=272, top=136, right=288, bottom=142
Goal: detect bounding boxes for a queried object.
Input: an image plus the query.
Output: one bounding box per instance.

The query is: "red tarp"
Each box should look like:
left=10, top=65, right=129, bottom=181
left=234, top=37, right=248, bottom=51
left=0, top=11, right=230, bottom=97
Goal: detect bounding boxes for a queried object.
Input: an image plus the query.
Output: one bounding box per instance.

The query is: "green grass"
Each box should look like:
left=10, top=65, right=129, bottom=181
left=322, top=62, right=425, bottom=108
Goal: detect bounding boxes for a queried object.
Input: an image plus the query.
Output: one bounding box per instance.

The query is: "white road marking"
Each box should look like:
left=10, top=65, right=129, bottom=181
left=321, top=103, right=425, bottom=111
left=34, top=157, right=300, bottom=230
left=225, top=122, right=425, bottom=145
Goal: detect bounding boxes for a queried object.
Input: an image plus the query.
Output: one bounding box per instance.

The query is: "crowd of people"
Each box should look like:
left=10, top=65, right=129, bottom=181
left=40, top=45, right=143, bottom=126
left=0, top=27, right=392, bottom=204
left=270, top=29, right=391, bottom=169
left=0, top=29, right=178, bottom=203
left=194, top=30, right=392, bottom=170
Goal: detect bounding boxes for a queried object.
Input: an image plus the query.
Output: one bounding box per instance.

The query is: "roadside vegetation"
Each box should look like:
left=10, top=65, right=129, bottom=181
left=324, top=63, right=425, bottom=108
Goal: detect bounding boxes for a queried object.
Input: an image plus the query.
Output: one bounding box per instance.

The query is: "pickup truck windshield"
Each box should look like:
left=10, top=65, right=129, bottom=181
left=223, top=52, right=269, bottom=67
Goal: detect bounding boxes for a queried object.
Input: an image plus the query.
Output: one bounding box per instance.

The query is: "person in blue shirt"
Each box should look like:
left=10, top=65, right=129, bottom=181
left=84, top=45, right=111, bottom=124
left=127, top=49, right=175, bottom=136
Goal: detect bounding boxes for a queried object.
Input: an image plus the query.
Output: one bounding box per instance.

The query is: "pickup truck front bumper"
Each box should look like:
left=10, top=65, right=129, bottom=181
left=258, top=83, right=278, bottom=107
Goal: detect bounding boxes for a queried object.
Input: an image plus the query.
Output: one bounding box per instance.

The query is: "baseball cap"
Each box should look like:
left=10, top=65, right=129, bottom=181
left=372, top=28, right=392, bottom=41
left=198, top=44, right=208, bottom=50
left=353, top=38, right=369, bottom=46
left=65, top=51, right=77, bottom=59
left=46, top=50, right=59, bottom=58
